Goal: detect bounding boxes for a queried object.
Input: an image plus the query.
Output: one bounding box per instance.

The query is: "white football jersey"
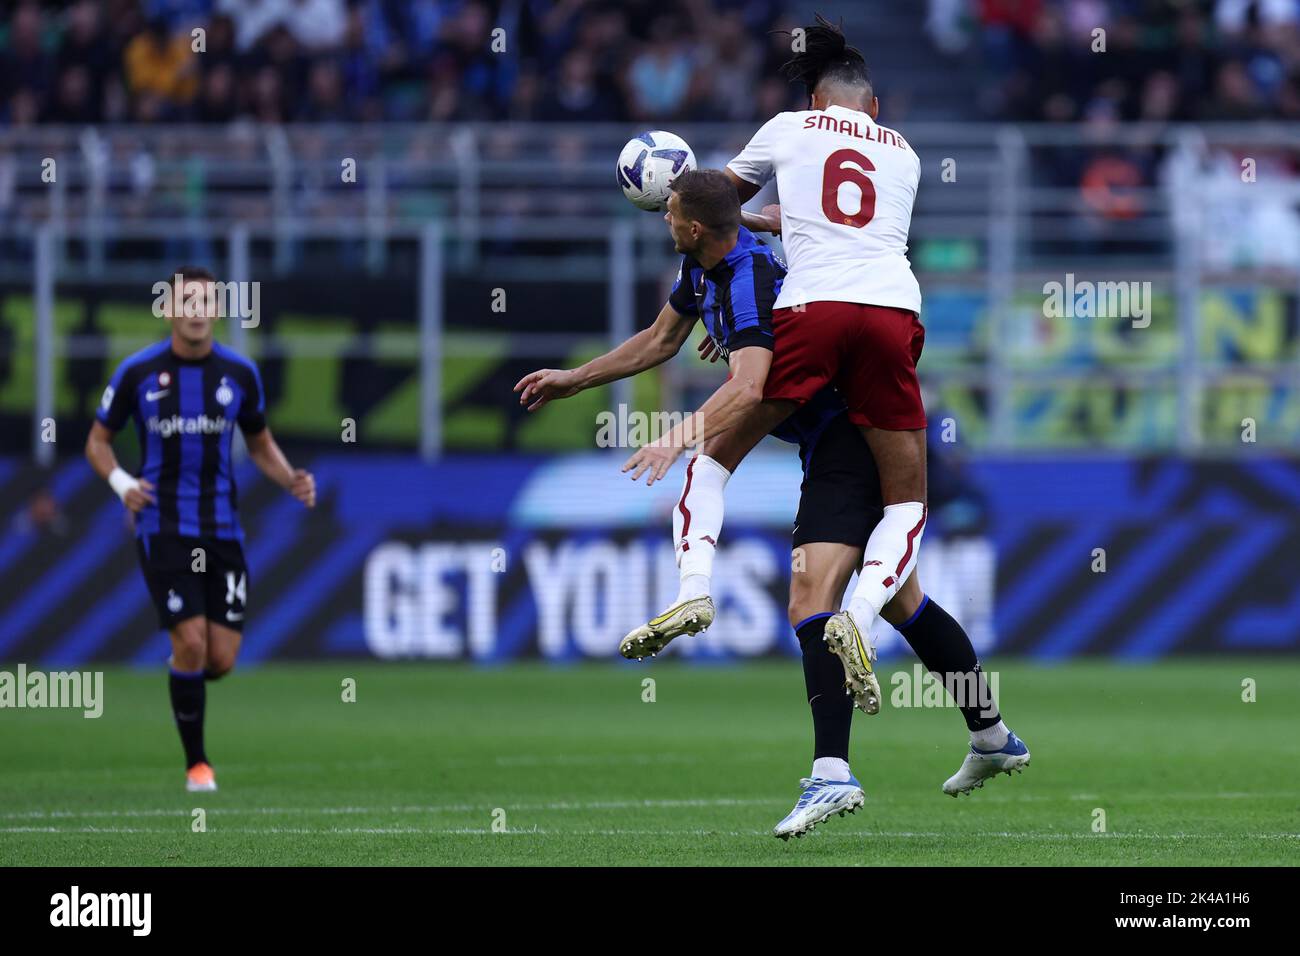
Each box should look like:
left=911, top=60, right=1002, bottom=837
left=728, top=104, right=922, bottom=313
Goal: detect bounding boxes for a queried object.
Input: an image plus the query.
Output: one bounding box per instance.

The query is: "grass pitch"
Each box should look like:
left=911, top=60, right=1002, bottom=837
left=1, top=659, right=1297, bottom=866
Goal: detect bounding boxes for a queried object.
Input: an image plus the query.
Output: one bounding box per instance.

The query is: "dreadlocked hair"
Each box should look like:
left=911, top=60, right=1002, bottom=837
left=777, top=13, right=869, bottom=93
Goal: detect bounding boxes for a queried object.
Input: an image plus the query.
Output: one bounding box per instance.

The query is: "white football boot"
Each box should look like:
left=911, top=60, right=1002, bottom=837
left=773, top=775, right=866, bottom=840
left=942, top=731, right=1031, bottom=796
left=618, top=596, right=715, bottom=660
left=821, top=611, right=882, bottom=714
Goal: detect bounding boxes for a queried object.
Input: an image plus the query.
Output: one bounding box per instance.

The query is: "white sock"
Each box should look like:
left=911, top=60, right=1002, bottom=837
left=811, top=757, right=851, bottom=782
left=673, top=454, right=729, bottom=602
left=971, top=720, right=1010, bottom=752
left=847, top=501, right=927, bottom=632
left=675, top=574, right=710, bottom=603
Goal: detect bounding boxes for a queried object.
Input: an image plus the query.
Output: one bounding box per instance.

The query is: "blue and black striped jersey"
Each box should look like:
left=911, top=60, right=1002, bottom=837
left=96, top=339, right=266, bottom=541
left=669, top=226, right=783, bottom=361
left=668, top=226, right=848, bottom=461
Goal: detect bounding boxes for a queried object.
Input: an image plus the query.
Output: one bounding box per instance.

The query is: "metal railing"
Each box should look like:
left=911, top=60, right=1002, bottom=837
left=6, top=121, right=1300, bottom=460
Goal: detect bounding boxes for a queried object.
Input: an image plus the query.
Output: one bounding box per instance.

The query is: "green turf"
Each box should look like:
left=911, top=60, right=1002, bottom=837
left=1, top=660, right=1297, bottom=866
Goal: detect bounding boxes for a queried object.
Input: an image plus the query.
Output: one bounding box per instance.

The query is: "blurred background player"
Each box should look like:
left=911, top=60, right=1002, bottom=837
left=84, top=266, right=316, bottom=791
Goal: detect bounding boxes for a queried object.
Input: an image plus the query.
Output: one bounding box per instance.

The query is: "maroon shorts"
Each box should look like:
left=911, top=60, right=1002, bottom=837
left=764, top=301, right=927, bottom=430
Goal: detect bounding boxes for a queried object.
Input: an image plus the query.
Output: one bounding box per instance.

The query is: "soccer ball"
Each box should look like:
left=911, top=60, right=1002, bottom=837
left=616, top=131, right=697, bottom=212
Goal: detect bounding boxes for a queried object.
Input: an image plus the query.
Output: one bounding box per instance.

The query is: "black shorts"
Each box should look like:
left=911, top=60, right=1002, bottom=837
left=792, top=412, right=883, bottom=550
left=136, top=534, right=250, bottom=632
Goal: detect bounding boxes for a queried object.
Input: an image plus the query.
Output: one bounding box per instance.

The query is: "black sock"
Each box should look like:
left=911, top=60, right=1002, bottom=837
left=796, top=614, right=853, bottom=761
left=169, top=669, right=208, bottom=769
left=897, top=596, right=1001, bottom=731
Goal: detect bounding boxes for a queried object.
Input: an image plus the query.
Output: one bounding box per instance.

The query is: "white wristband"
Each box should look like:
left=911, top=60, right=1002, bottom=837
left=108, top=467, right=139, bottom=501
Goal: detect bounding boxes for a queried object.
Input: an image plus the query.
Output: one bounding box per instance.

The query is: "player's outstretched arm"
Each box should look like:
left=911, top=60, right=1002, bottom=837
left=244, top=427, right=315, bottom=508
left=622, top=345, right=773, bottom=486
left=514, top=302, right=694, bottom=412
left=85, top=420, right=155, bottom=513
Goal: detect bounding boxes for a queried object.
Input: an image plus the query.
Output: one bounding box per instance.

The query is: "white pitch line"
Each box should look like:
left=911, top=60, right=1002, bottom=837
left=0, top=754, right=714, bottom=779
left=0, top=797, right=778, bottom=822
left=1, top=826, right=1298, bottom=839
left=7, top=787, right=1295, bottom=822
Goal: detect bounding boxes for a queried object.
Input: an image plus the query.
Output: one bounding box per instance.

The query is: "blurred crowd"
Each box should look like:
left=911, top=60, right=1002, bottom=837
left=6, top=0, right=1300, bottom=128
left=930, top=0, right=1300, bottom=122
left=0, top=0, right=800, bottom=127
left=921, top=1, right=1300, bottom=269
